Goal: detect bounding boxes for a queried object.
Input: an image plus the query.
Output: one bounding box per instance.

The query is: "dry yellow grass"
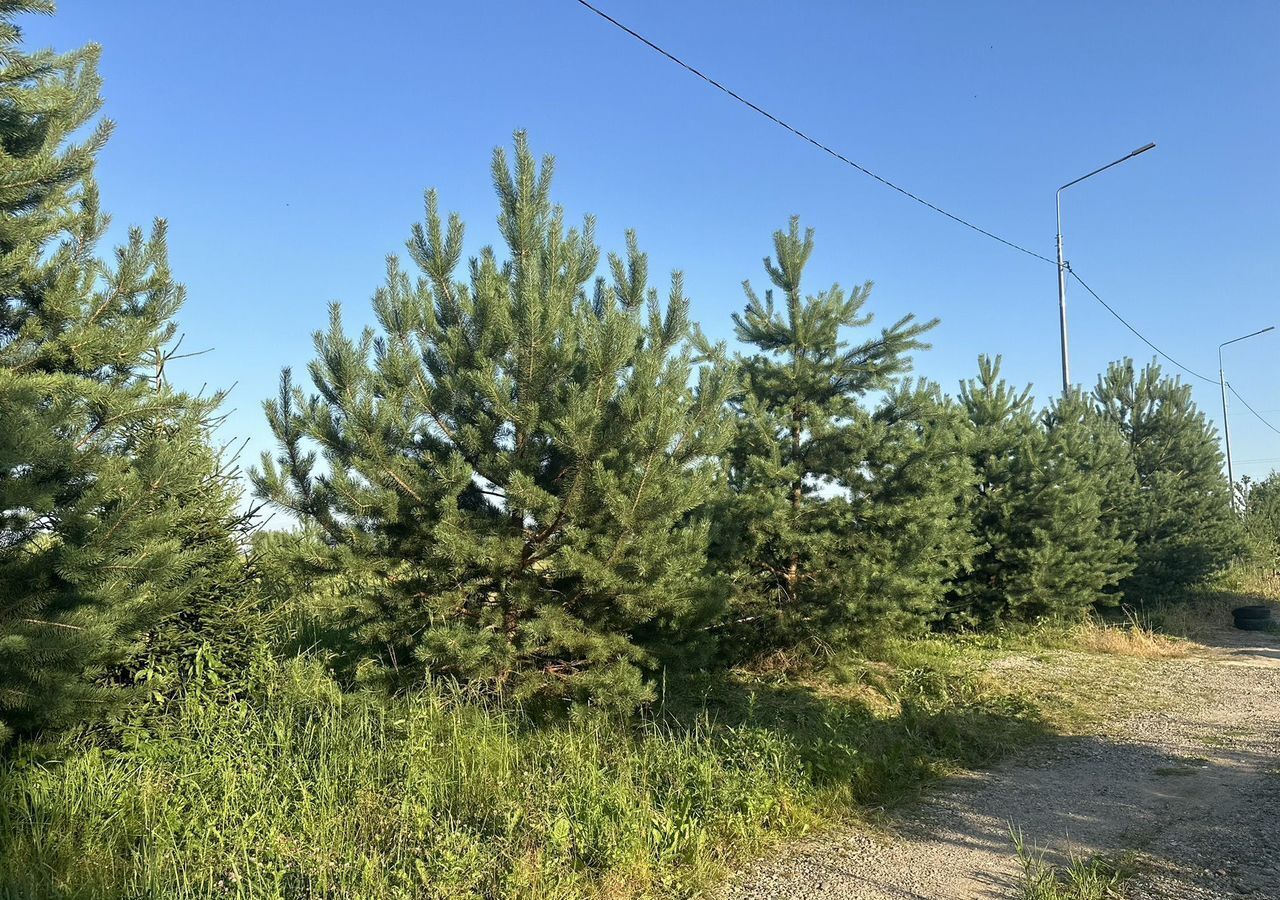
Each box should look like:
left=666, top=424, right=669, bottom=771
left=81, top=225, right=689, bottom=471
left=1069, top=618, right=1190, bottom=659
left=1065, top=606, right=1191, bottom=659
left=1152, top=594, right=1245, bottom=641
left=1148, top=571, right=1279, bottom=640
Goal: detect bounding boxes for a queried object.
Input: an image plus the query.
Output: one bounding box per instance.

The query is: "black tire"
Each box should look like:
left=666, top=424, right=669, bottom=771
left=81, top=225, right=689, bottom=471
left=1232, top=605, right=1272, bottom=619
left=1234, top=618, right=1273, bottom=632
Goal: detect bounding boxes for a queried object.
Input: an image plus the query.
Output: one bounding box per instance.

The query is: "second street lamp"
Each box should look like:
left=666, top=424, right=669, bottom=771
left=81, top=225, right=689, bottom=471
left=1219, top=325, right=1276, bottom=511
left=1055, top=142, right=1156, bottom=395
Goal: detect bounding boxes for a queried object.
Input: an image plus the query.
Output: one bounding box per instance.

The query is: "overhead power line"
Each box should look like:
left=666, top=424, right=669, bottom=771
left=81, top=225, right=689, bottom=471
left=1228, top=383, right=1280, bottom=437
left=1071, top=270, right=1280, bottom=436
left=571, top=0, right=1055, bottom=265
left=572, top=0, right=1280, bottom=437
left=1065, top=269, right=1218, bottom=386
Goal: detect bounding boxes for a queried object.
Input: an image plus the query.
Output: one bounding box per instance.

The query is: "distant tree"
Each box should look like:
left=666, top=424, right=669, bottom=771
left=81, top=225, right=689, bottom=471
left=1240, top=472, right=1280, bottom=572
left=714, top=218, right=937, bottom=648
left=253, top=133, right=733, bottom=713
left=1094, top=360, right=1240, bottom=599
left=950, top=358, right=1131, bottom=625
left=0, top=0, right=244, bottom=741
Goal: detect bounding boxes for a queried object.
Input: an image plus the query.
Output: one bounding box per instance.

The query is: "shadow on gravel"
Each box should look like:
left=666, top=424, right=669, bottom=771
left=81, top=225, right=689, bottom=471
left=1196, top=627, right=1280, bottom=666
left=728, top=627, right=1280, bottom=899
left=778, top=737, right=1280, bottom=899
left=901, top=693, right=1280, bottom=897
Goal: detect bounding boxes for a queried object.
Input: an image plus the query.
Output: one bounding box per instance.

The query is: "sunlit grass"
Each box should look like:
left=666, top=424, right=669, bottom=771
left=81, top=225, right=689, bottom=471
left=0, top=648, right=1047, bottom=900
left=4, top=580, right=1254, bottom=899
left=1011, top=825, right=1137, bottom=900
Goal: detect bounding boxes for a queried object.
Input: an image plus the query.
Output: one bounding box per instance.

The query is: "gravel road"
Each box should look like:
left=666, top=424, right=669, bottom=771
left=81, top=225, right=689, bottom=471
left=723, top=626, right=1280, bottom=899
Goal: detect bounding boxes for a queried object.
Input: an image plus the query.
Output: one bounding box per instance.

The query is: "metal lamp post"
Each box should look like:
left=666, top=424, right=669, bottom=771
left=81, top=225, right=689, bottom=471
left=1055, top=142, right=1157, bottom=395
left=1219, top=325, right=1276, bottom=510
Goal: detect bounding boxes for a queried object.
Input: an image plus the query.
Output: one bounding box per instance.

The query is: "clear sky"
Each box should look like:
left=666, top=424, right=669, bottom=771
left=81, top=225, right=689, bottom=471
left=25, top=1, right=1280, bottom=482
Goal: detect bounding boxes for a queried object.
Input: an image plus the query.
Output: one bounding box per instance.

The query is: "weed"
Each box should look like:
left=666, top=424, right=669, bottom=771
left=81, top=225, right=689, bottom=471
left=1011, top=825, right=1138, bottom=900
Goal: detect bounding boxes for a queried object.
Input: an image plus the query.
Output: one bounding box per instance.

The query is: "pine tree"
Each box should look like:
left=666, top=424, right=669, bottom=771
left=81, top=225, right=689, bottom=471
left=1240, top=473, right=1280, bottom=572
left=1041, top=387, right=1138, bottom=606
left=1094, top=359, right=1240, bottom=599
left=950, top=358, right=1130, bottom=625
left=253, top=133, right=733, bottom=713
left=111, top=424, right=255, bottom=699
left=950, top=356, right=1039, bottom=625
left=716, top=218, right=936, bottom=647
left=818, top=380, right=975, bottom=641
left=0, top=0, right=244, bottom=740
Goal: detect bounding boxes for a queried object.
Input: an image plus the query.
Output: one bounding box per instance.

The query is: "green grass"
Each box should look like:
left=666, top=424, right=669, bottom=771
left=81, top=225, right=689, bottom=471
left=22, top=571, right=1261, bottom=900
left=0, top=647, right=1049, bottom=900
left=8, top=574, right=1253, bottom=900
left=1011, top=827, right=1138, bottom=900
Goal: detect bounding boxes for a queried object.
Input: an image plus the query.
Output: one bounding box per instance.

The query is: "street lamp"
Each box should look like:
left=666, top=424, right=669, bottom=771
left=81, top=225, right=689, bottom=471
left=1219, top=325, right=1276, bottom=510
left=1056, top=142, right=1157, bottom=395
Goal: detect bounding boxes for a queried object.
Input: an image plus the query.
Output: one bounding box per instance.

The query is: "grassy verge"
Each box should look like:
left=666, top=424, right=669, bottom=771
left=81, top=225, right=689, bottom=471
left=0, top=644, right=1050, bottom=900
left=1, top=582, right=1263, bottom=900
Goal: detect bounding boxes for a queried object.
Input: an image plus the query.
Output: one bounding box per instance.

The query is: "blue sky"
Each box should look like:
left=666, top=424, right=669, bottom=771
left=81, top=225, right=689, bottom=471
left=26, top=1, right=1280, bottom=481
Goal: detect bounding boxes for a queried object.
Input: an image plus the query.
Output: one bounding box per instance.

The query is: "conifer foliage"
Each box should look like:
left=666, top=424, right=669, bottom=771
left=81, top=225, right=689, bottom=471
left=820, top=380, right=974, bottom=640
left=0, top=1, right=243, bottom=741
left=254, top=134, right=733, bottom=712
left=716, top=218, right=941, bottom=647
left=950, top=358, right=1132, bottom=625
left=1240, top=472, right=1280, bottom=571
left=1094, top=359, right=1240, bottom=599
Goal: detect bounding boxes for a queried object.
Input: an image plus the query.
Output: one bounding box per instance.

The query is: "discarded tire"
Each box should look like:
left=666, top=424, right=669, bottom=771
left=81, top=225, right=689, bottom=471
left=1232, top=605, right=1273, bottom=631
left=1234, top=617, right=1272, bottom=631
left=1234, top=605, right=1272, bottom=619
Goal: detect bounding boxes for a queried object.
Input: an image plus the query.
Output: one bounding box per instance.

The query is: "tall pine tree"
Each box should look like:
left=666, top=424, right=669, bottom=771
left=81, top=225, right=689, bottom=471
left=1094, top=359, right=1240, bottom=599
left=0, top=0, right=244, bottom=740
left=716, top=218, right=936, bottom=648
left=254, top=133, right=733, bottom=712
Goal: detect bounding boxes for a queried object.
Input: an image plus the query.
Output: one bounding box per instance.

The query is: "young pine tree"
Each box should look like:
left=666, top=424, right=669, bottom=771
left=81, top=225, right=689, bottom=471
left=950, top=356, right=1039, bottom=625
left=819, top=380, right=975, bottom=641
left=1041, top=387, right=1138, bottom=606
left=253, top=133, right=733, bottom=713
left=951, top=357, right=1129, bottom=625
left=1094, top=359, right=1240, bottom=600
left=717, top=218, right=936, bottom=647
left=1240, top=473, right=1280, bottom=572
left=0, top=1, right=244, bottom=741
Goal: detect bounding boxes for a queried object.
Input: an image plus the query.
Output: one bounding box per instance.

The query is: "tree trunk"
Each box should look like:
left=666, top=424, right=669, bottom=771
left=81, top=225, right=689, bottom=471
left=785, top=413, right=803, bottom=605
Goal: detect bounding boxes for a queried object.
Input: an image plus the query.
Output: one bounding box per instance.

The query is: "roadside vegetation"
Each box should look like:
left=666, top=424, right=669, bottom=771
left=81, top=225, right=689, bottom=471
left=1011, top=827, right=1138, bottom=900
left=2, top=2, right=1279, bottom=898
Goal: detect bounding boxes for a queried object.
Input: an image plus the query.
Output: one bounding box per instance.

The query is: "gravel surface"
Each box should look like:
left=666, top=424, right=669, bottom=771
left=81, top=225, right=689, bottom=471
left=723, top=627, right=1280, bottom=899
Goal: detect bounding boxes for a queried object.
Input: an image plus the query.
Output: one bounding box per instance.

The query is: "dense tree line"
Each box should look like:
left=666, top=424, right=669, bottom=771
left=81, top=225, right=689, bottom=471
left=0, top=0, right=1262, bottom=736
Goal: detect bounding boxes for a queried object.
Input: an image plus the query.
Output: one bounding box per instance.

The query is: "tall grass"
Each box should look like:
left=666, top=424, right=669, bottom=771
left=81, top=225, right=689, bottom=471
left=1066, top=608, right=1188, bottom=660
left=0, top=651, right=1044, bottom=900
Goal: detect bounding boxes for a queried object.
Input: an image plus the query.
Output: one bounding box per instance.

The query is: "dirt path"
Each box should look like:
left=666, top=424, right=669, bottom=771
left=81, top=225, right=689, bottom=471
left=724, top=628, right=1280, bottom=899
